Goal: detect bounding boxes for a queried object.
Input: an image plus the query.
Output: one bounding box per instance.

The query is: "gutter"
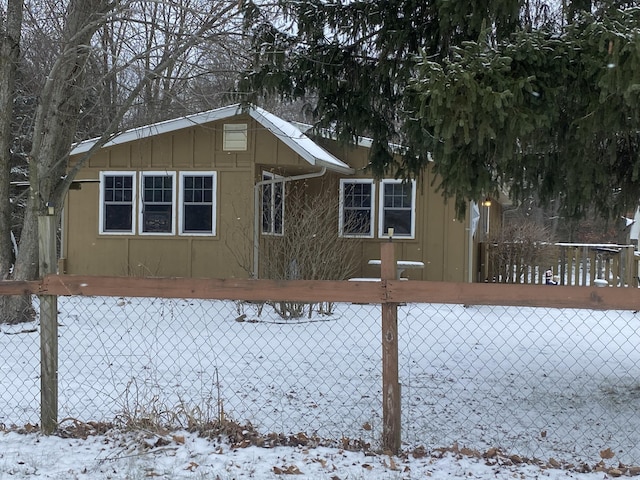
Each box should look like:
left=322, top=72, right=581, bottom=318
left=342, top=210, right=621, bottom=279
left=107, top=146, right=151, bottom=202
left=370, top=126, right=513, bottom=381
left=252, top=167, right=328, bottom=278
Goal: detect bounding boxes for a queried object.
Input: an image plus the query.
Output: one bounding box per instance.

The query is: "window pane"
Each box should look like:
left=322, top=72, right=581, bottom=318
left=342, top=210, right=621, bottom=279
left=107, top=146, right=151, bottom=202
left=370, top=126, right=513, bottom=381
left=262, top=183, right=272, bottom=233
left=273, top=182, right=283, bottom=234
left=342, top=181, right=372, bottom=236
left=384, top=182, right=412, bottom=208
left=104, top=204, right=132, bottom=231
left=343, top=209, right=371, bottom=235
left=143, top=205, right=172, bottom=232
left=383, top=210, right=412, bottom=235
left=184, top=205, right=212, bottom=232
left=261, top=174, right=284, bottom=235
left=347, top=183, right=371, bottom=208
left=144, top=175, right=172, bottom=203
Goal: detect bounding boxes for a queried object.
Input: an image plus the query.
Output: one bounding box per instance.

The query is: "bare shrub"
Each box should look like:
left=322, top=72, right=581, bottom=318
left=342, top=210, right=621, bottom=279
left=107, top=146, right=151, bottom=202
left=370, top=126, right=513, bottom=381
left=261, top=184, right=362, bottom=318
left=262, top=185, right=360, bottom=280
left=487, top=220, right=558, bottom=284
left=226, top=182, right=362, bottom=319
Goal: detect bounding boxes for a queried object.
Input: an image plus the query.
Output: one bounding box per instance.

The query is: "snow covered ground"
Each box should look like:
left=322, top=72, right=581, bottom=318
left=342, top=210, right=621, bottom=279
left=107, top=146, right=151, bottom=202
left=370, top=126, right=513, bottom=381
left=1, top=296, right=640, bottom=479
left=0, top=428, right=627, bottom=479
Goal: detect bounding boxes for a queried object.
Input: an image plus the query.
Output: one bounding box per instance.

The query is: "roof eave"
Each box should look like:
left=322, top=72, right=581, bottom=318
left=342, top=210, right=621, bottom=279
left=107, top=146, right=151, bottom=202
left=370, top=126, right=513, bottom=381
left=249, top=107, right=354, bottom=175
left=70, top=104, right=245, bottom=156
left=70, top=104, right=355, bottom=175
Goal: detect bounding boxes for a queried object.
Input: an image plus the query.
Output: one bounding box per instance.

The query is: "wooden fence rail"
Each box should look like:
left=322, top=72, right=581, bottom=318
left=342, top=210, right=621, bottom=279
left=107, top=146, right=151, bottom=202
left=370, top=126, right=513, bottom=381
left=1, top=272, right=638, bottom=310
left=3, top=274, right=640, bottom=309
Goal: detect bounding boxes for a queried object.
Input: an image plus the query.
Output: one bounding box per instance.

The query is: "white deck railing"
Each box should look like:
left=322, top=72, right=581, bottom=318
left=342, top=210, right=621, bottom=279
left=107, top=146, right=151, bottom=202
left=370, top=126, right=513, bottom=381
left=480, top=242, right=637, bottom=287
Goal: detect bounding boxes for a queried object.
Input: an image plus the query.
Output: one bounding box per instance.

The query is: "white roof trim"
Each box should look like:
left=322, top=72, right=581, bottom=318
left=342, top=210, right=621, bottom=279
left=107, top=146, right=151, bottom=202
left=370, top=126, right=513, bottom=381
left=250, top=106, right=353, bottom=174
left=70, top=104, right=354, bottom=175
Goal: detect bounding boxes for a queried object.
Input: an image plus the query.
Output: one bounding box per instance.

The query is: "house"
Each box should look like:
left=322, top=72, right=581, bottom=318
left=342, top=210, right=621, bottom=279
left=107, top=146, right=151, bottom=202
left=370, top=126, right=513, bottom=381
left=63, top=104, right=499, bottom=281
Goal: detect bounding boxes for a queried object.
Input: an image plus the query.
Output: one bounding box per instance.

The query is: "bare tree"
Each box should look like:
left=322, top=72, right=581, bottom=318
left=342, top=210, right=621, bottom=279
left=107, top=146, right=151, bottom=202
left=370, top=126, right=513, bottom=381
left=1, top=0, right=244, bottom=324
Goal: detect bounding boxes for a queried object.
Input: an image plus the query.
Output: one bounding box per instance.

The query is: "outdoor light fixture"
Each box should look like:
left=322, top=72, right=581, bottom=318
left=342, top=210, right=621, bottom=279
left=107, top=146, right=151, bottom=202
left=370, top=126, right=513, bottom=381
left=482, top=198, right=492, bottom=207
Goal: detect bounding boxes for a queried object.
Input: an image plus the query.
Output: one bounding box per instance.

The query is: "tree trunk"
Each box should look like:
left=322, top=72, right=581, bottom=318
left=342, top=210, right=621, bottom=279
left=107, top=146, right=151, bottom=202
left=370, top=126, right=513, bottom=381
left=2, top=0, right=113, bottom=324
left=0, top=1, right=31, bottom=325
left=0, top=0, right=23, bottom=279
left=1, top=0, right=241, bottom=323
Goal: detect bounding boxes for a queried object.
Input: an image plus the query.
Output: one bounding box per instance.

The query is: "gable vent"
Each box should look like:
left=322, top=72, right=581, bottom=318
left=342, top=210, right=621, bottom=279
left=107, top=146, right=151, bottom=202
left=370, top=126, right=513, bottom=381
left=223, top=123, right=248, bottom=151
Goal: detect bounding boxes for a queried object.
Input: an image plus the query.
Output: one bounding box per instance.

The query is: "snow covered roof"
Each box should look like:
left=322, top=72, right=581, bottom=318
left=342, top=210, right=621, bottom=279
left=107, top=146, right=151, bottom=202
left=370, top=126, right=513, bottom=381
left=70, top=104, right=354, bottom=175
left=290, top=121, right=407, bottom=155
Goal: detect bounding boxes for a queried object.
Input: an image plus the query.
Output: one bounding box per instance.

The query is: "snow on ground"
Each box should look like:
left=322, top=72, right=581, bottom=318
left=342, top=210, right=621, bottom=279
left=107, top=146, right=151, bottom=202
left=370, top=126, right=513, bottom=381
left=1, top=296, right=640, bottom=478
left=0, top=429, right=624, bottom=479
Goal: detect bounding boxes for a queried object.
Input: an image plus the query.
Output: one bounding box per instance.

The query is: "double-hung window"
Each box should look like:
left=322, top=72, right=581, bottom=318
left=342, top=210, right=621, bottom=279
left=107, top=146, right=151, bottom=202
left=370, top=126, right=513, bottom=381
left=261, top=172, right=284, bottom=235
left=379, top=179, right=416, bottom=238
left=179, top=172, right=217, bottom=235
left=140, top=172, right=176, bottom=234
left=339, top=179, right=375, bottom=237
left=100, top=172, right=136, bottom=234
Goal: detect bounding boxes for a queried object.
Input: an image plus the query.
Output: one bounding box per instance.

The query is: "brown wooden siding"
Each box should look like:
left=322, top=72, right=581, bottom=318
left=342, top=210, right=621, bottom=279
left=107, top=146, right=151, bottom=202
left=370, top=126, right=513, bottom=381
left=64, top=115, right=475, bottom=282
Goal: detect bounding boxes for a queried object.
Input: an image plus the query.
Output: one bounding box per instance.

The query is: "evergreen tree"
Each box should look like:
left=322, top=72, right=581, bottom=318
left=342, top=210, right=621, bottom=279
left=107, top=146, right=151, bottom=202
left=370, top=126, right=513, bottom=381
left=240, top=1, right=640, bottom=218
left=413, top=6, right=640, bottom=216
left=239, top=0, right=526, bottom=178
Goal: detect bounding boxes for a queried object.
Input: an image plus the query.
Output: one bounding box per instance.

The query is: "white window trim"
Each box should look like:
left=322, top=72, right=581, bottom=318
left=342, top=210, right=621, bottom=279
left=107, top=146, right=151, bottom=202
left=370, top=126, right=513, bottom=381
left=378, top=179, right=417, bottom=239
left=99, top=171, right=136, bottom=235
left=178, top=171, right=217, bottom=236
left=139, top=171, right=177, bottom=236
left=339, top=178, right=375, bottom=238
left=261, top=171, right=285, bottom=236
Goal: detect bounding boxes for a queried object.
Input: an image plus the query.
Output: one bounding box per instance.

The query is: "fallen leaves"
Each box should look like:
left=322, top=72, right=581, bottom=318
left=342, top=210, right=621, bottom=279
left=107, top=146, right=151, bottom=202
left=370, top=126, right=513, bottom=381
left=272, top=464, right=303, bottom=475
left=382, top=456, right=399, bottom=471
left=600, top=448, right=615, bottom=460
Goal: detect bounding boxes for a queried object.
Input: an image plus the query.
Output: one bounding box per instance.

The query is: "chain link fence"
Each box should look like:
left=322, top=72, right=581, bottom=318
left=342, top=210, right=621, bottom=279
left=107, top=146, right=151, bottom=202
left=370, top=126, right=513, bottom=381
left=2, top=292, right=640, bottom=465
left=399, top=303, right=640, bottom=464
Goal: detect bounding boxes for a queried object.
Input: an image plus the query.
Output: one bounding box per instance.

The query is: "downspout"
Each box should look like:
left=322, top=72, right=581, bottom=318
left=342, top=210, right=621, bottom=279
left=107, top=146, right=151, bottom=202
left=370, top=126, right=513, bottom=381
left=468, top=211, right=474, bottom=283
left=468, top=200, right=479, bottom=283
left=252, top=167, right=328, bottom=278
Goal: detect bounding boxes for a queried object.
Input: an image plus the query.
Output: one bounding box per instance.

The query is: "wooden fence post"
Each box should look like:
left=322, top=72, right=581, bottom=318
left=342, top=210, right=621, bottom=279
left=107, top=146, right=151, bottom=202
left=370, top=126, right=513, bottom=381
left=38, top=213, right=58, bottom=434
left=380, top=241, right=401, bottom=453
left=624, top=245, right=635, bottom=287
